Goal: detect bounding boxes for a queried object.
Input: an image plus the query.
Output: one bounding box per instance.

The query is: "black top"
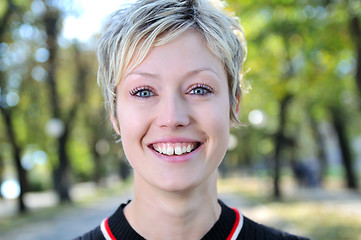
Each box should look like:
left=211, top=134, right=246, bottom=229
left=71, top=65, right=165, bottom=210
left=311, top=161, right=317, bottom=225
left=74, top=200, right=309, bottom=240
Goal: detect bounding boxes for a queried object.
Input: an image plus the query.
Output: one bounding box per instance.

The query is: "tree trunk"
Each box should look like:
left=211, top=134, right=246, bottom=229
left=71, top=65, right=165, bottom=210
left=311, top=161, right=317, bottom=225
left=0, top=108, right=28, bottom=212
left=330, top=107, right=358, bottom=189
left=309, top=117, right=327, bottom=185
left=273, top=94, right=293, bottom=199
left=43, top=7, right=72, bottom=203
left=87, top=110, right=107, bottom=186
left=54, top=127, right=71, bottom=202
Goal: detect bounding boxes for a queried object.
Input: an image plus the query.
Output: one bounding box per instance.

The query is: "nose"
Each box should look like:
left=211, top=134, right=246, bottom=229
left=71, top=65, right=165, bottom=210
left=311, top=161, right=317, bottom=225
left=155, top=94, right=190, bottom=129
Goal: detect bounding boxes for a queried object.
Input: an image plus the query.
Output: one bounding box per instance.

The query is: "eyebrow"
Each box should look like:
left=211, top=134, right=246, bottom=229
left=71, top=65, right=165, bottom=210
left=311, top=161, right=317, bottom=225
left=125, top=71, right=160, bottom=79
left=125, top=68, right=221, bottom=81
left=183, top=68, right=221, bottom=80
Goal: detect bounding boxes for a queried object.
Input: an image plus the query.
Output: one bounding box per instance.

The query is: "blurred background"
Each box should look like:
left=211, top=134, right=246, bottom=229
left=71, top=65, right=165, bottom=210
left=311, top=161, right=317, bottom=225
left=0, top=0, right=360, bottom=239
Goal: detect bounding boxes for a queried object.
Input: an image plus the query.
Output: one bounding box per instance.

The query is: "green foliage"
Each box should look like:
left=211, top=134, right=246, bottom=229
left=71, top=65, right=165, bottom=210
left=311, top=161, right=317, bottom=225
left=68, top=129, right=94, bottom=181
left=0, top=1, right=8, bottom=17
left=0, top=0, right=114, bottom=194
left=27, top=164, right=52, bottom=191
left=226, top=0, right=361, bottom=172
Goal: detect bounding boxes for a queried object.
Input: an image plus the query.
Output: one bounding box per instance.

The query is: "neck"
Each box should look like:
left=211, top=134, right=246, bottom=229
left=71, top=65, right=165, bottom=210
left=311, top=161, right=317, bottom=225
left=124, top=172, right=221, bottom=240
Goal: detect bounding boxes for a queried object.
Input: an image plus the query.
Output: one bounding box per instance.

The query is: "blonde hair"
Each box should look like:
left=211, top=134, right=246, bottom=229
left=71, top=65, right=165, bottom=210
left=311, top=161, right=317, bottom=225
left=97, top=0, right=247, bottom=126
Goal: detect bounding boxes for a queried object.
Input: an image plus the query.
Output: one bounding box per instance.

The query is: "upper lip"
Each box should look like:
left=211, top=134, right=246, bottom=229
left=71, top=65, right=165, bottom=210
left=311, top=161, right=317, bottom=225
left=146, top=137, right=204, bottom=146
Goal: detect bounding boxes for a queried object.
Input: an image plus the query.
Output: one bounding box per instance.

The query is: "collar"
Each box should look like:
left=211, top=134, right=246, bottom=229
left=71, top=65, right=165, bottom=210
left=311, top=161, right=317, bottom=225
left=100, top=200, right=243, bottom=240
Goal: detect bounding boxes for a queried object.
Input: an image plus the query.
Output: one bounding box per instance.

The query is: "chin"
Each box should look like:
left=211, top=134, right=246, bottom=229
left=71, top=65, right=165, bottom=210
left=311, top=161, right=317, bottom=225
left=153, top=170, right=217, bottom=194
left=150, top=176, right=200, bottom=193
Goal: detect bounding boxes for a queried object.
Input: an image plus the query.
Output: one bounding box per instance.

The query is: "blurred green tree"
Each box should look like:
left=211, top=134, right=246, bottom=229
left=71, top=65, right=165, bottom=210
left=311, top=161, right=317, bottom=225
left=0, top=0, right=110, bottom=209
left=227, top=0, right=360, bottom=197
left=0, top=0, right=34, bottom=213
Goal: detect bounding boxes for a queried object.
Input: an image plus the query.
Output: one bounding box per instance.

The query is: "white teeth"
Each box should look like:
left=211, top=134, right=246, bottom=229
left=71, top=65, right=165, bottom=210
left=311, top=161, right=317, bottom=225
left=175, top=146, right=182, bottom=155
left=166, top=146, right=174, bottom=155
left=153, top=143, right=198, bottom=156
left=186, top=145, right=192, bottom=153
left=182, top=146, right=187, bottom=153
left=162, top=145, right=167, bottom=154
left=154, top=145, right=161, bottom=153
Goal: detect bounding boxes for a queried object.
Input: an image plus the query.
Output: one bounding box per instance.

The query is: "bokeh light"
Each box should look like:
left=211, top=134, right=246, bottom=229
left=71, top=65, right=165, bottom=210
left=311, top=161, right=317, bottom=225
left=0, top=180, right=21, bottom=199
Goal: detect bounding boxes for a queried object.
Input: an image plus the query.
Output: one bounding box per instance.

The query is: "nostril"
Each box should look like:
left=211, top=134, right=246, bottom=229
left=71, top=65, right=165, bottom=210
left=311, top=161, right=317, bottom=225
left=158, top=116, right=191, bottom=129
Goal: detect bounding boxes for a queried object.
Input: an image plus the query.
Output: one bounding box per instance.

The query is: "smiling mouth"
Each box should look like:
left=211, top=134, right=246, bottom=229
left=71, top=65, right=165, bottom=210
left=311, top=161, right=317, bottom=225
left=151, top=142, right=201, bottom=156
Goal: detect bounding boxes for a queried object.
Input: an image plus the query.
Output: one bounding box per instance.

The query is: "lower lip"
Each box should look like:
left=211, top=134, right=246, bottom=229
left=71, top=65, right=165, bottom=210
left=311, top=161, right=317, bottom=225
left=150, top=144, right=203, bottom=163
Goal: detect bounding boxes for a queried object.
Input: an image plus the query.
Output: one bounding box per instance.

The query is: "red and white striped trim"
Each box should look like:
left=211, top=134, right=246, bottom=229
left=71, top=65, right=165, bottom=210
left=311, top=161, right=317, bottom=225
left=100, top=209, right=243, bottom=240
left=227, top=208, right=244, bottom=240
left=100, top=218, right=116, bottom=240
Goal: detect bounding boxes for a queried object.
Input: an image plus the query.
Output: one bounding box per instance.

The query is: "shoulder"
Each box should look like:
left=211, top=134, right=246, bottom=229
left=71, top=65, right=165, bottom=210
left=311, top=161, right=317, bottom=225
left=239, top=216, right=310, bottom=240
left=73, top=201, right=134, bottom=240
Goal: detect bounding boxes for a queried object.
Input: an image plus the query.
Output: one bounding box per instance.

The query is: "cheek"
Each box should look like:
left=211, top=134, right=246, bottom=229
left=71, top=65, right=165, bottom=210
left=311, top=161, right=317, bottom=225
left=212, top=113, right=230, bottom=148
left=117, top=106, right=147, bottom=168
left=117, top=103, right=153, bottom=150
left=206, top=95, right=230, bottom=128
left=118, top=105, right=143, bottom=135
left=194, top=96, right=230, bottom=142
left=212, top=96, right=231, bottom=144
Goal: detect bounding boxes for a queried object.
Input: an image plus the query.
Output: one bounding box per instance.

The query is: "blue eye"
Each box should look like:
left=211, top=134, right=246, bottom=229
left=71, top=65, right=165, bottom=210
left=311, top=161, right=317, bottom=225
left=136, top=89, right=153, bottom=98
left=190, top=87, right=208, bottom=95
left=188, top=84, right=213, bottom=95
left=130, top=87, right=155, bottom=98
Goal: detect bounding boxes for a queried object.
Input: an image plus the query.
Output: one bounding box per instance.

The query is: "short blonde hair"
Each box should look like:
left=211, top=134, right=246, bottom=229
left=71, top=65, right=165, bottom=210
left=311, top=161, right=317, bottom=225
left=97, top=0, right=247, bottom=126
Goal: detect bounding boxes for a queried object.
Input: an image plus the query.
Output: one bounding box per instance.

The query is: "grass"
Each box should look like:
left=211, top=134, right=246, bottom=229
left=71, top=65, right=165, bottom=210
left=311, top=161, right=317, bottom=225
left=218, top=176, right=361, bottom=240
left=271, top=202, right=361, bottom=240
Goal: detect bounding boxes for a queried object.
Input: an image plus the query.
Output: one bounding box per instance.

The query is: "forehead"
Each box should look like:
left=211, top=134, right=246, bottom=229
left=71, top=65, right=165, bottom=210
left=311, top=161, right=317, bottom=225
left=122, top=30, right=226, bottom=81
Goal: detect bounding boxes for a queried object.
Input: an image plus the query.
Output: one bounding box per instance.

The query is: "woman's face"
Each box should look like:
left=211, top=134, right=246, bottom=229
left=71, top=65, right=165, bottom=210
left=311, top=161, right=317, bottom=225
left=114, top=30, right=232, bottom=192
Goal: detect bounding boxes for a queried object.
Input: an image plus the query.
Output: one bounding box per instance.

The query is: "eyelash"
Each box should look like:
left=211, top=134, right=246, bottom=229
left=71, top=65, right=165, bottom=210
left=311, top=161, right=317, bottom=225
left=129, top=86, right=155, bottom=98
left=187, top=84, right=214, bottom=95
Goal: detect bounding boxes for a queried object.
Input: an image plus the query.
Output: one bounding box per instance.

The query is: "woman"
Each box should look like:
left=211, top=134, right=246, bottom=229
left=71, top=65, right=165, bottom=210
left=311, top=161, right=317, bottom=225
left=76, top=0, right=309, bottom=239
